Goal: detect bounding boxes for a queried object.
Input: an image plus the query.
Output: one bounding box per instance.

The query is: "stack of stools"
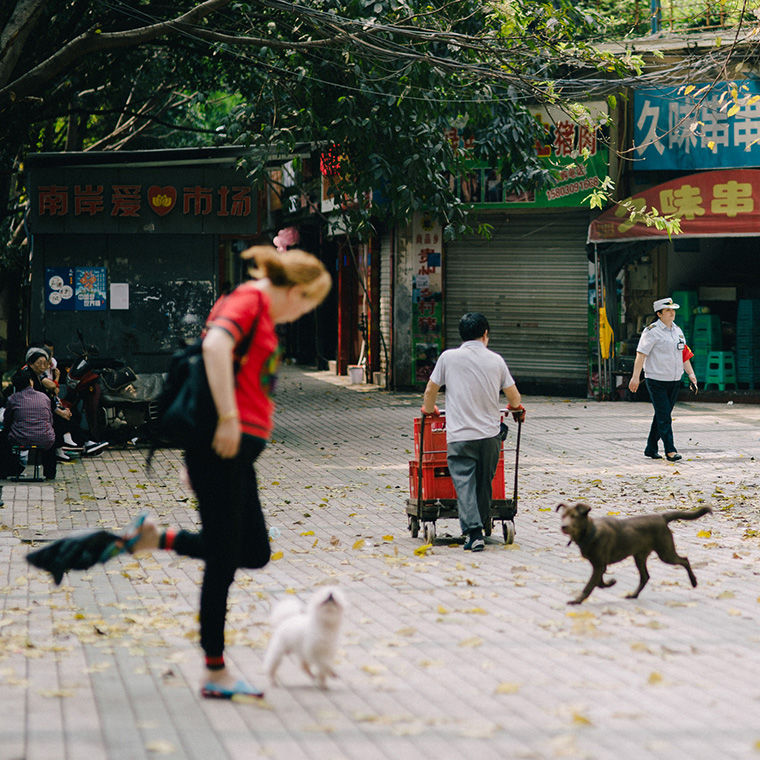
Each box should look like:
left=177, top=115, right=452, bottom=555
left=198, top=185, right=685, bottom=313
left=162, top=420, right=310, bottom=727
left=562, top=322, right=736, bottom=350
left=691, top=313, right=721, bottom=386
left=736, top=299, right=760, bottom=389
left=8, top=445, right=45, bottom=482
left=704, top=351, right=737, bottom=390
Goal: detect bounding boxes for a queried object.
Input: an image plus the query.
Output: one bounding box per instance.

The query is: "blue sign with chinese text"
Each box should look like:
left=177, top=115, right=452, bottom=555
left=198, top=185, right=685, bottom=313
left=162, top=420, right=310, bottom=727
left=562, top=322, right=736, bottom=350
left=634, top=82, right=760, bottom=170
left=75, top=267, right=107, bottom=311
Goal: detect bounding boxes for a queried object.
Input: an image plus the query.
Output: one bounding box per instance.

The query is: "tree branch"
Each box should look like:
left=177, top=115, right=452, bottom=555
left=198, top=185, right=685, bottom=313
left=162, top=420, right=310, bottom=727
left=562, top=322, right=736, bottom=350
left=0, top=0, right=231, bottom=108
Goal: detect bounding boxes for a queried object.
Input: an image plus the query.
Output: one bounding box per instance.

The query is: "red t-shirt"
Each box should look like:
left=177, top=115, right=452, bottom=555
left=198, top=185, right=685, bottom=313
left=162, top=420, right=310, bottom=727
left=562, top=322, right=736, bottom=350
left=204, top=284, right=280, bottom=440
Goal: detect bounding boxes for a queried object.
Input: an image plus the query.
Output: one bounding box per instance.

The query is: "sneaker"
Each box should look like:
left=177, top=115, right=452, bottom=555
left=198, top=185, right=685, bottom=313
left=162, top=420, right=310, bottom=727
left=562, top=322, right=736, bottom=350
left=56, top=448, right=72, bottom=462
left=63, top=433, right=79, bottom=447
left=83, top=440, right=109, bottom=456
left=463, top=530, right=485, bottom=552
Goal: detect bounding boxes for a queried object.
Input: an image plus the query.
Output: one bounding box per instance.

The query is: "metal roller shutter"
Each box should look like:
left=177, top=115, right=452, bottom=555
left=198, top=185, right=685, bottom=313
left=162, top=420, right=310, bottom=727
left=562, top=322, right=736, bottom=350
left=444, top=210, right=590, bottom=388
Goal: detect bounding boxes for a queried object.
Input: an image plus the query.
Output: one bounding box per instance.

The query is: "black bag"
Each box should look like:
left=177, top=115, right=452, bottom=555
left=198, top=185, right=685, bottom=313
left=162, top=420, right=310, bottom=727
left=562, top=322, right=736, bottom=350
left=156, top=339, right=216, bottom=447
left=151, top=303, right=261, bottom=454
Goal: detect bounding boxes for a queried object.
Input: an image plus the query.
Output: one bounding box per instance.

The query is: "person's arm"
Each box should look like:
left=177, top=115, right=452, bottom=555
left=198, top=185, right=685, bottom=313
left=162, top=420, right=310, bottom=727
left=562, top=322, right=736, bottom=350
left=421, top=379, right=440, bottom=415
left=504, top=384, right=525, bottom=421
left=202, top=327, right=241, bottom=459
left=628, top=351, right=646, bottom=392
left=683, top=358, right=698, bottom=393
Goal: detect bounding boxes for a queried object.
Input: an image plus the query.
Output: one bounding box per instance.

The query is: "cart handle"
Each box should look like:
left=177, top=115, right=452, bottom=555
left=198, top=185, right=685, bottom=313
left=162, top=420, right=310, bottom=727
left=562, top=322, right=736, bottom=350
left=417, top=413, right=426, bottom=513
left=512, top=419, right=522, bottom=511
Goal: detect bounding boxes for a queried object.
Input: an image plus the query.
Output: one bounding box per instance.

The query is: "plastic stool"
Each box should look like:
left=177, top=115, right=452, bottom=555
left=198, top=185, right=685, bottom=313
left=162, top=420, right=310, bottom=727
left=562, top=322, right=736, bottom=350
left=704, top=351, right=737, bottom=390
left=8, top=445, right=45, bottom=482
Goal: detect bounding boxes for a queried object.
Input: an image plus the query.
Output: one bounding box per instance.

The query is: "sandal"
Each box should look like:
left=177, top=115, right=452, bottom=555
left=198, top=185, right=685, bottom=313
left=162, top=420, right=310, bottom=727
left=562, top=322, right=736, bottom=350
left=201, top=679, right=264, bottom=700
left=97, top=511, right=150, bottom=563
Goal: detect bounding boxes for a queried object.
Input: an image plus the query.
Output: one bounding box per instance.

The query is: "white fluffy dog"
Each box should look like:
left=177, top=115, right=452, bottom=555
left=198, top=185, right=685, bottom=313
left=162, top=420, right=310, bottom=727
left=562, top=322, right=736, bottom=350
left=264, top=587, right=346, bottom=689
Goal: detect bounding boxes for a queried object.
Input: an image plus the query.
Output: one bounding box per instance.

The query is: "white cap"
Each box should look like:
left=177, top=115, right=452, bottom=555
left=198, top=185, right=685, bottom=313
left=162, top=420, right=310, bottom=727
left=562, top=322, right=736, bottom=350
left=653, top=297, right=680, bottom=312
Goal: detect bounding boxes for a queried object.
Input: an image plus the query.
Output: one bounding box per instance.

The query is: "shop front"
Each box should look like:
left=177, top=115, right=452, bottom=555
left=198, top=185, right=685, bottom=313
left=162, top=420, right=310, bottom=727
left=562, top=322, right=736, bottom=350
left=437, top=103, right=608, bottom=395
left=588, top=170, right=760, bottom=400
left=25, top=148, right=260, bottom=373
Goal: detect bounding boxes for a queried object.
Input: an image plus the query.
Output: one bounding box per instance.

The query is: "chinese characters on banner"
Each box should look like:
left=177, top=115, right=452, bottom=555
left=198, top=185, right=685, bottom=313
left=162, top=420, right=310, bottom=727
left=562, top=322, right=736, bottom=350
left=447, top=102, right=608, bottom=208
left=45, top=267, right=75, bottom=311
left=634, top=82, right=760, bottom=170
left=37, top=184, right=252, bottom=219
left=588, top=169, right=760, bottom=242
left=411, top=215, right=443, bottom=384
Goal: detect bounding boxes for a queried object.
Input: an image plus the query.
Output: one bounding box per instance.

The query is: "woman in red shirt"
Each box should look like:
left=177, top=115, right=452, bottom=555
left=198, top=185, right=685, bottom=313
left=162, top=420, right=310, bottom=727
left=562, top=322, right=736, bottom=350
left=130, top=246, right=330, bottom=700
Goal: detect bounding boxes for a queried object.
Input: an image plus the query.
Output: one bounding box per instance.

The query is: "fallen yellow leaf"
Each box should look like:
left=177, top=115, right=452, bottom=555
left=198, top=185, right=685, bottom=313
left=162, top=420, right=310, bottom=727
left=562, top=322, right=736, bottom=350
left=697, top=529, right=712, bottom=538
left=457, top=636, right=483, bottom=648
left=648, top=672, right=663, bottom=685
left=572, top=712, right=592, bottom=726
left=353, top=539, right=365, bottom=550
left=437, top=605, right=449, bottom=614
left=414, top=543, right=432, bottom=556
left=270, top=551, right=283, bottom=561
left=300, top=530, right=314, bottom=536
left=494, top=682, right=520, bottom=695
left=383, top=535, right=394, bottom=542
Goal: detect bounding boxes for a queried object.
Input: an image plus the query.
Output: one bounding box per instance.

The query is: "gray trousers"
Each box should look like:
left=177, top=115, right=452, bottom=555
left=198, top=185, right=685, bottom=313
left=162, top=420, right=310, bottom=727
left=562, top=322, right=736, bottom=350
left=447, top=436, right=501, bottom=535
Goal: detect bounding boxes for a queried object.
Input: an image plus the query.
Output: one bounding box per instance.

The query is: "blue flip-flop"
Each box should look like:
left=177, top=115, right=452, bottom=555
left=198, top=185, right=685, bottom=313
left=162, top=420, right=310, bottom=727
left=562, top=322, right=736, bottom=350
left=97, top=511, right=150, bottom=563
left=201, top=680, right=264, bottom=700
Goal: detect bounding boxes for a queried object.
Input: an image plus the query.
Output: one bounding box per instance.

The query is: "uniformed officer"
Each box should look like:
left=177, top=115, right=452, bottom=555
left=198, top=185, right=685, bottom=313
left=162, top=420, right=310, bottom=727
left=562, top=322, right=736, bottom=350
left=628, top=297, right=698, bottom=462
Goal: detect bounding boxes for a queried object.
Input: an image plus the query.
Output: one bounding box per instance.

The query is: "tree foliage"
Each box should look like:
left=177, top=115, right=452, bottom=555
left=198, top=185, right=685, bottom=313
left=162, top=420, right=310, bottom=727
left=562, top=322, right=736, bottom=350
left=0, top=0, right=750, bottom=263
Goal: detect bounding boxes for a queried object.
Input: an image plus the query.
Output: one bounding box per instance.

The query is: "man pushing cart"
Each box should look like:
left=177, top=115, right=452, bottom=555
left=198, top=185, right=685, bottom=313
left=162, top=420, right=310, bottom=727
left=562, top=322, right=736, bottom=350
left=417, top=312, right=526, bottom=552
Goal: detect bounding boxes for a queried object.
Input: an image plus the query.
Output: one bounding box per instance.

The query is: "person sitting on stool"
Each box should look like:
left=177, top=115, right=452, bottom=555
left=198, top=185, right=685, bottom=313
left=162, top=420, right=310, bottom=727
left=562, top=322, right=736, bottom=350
left=4, top=368, right=57, bottom=480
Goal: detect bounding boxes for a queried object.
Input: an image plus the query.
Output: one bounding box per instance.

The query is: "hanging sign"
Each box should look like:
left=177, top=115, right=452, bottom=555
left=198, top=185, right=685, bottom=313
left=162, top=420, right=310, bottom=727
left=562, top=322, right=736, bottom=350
left=588, top=169, right=760, bottom=242
left=633, top=81, right=760, bottom=170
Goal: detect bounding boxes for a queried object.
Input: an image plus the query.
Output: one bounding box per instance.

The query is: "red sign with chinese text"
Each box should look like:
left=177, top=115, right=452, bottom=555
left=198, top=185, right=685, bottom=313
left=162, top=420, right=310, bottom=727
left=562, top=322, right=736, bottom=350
left=588, top=169, right=760, bottom=243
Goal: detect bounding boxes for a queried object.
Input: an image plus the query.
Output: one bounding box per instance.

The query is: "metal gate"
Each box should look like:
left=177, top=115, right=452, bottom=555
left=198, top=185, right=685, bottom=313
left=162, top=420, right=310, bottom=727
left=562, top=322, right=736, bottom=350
left=444, top=210, right=590, bottom=390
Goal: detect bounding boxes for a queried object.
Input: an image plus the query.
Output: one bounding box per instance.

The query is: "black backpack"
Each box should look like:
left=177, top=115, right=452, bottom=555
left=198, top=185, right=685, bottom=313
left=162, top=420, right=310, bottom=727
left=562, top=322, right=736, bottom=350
left=145, top=305, right=260, bottom=467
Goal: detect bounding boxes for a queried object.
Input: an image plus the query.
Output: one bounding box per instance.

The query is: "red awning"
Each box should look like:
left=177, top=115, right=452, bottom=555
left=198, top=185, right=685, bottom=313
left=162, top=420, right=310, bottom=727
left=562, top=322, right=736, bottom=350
left=587, top=169, right=760, bottom=243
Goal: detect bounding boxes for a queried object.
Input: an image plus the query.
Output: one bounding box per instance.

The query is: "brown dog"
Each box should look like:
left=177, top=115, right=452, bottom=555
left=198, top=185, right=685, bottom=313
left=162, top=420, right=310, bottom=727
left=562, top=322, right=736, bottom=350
left=557, top=502, right=712, bottom=604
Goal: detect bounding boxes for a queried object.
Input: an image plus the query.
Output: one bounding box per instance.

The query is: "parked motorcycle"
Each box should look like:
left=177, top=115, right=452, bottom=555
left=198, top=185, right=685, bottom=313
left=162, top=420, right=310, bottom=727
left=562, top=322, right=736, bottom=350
left=62, top=333, right=164, bottom=446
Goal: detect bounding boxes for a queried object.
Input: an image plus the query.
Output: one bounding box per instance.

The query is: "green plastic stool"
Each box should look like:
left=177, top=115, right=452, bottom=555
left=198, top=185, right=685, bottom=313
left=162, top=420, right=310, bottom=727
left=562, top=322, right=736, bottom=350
left=704, top=351, right=737, bottom=390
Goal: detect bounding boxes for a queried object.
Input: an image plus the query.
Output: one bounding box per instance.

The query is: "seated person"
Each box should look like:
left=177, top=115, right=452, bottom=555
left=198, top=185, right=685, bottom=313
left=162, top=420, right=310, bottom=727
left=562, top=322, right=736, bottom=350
left=4, top=368, right=57, bottom=480
left=23, top=346, right=78, bottom=460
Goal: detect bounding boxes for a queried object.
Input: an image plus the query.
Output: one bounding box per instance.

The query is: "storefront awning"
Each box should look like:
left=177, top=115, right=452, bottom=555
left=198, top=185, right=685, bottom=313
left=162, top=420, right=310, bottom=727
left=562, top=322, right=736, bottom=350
left=587, top=169, right=760, bottom=243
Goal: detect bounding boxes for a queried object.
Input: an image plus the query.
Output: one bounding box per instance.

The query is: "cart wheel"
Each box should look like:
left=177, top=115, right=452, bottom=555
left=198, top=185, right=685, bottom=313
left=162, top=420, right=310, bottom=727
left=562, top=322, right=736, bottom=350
left=409, top=516, right=420, bottom=538
left=503, top=520, right=515, bottom=545
left=423, top=521, right=436, bottom=544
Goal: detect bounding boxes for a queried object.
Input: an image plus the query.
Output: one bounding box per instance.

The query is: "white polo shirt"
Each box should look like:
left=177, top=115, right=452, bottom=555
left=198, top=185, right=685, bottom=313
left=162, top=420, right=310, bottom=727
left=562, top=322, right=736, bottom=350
left=430, top=340, right=515, bottom=442
left=635, top=320, right=688, bottom=382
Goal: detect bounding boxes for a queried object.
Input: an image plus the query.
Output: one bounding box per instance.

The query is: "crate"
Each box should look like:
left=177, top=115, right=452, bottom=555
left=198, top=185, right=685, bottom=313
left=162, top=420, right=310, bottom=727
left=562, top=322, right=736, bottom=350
left=408, top=455, right=505, bottom=501
left=413, top=416, right=448, bottom=461
left=692, top=314, right=722, bottom=351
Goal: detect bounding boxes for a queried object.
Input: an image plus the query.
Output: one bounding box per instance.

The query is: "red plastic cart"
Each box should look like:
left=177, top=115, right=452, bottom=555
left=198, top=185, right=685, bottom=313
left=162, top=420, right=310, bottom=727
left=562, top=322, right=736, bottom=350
left=406, top=410, right=521, bottom=544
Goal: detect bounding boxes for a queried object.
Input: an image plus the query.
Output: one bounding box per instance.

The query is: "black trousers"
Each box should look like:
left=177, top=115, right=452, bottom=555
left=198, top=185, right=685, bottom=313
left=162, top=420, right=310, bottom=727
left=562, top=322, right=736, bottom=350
left=180, top=436, right=271, bottom=659
left=645, top=378, right=681, bottom=455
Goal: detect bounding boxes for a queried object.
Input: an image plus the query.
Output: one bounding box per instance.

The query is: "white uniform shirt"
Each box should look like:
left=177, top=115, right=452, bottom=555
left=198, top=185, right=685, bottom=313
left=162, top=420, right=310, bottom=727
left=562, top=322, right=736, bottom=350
left=430, top=340, right=515, bottom=442
left=635, top=320, right=687, bottom=382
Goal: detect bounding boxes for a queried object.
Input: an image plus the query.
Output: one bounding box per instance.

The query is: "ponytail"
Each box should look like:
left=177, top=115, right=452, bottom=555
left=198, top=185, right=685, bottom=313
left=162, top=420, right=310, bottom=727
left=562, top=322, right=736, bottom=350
left=241, top=245, right=331, bottom=304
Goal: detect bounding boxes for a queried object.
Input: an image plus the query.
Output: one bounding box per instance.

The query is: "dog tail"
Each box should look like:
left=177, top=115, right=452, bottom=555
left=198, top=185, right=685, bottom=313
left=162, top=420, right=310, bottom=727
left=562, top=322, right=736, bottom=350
left=270, top=597, right=302, bottom=629
left=662, top=506, right=712, bottom=523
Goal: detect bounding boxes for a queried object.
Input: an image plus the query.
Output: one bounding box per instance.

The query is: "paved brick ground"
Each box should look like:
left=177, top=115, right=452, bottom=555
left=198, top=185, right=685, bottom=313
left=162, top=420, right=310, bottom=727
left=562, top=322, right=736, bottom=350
left=1, top=365, right=759, bottom=760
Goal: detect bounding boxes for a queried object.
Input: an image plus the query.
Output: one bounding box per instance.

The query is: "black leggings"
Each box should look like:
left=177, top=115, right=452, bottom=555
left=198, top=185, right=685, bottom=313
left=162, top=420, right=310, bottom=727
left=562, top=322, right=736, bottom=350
left=179, top=436, right=270, bottom=659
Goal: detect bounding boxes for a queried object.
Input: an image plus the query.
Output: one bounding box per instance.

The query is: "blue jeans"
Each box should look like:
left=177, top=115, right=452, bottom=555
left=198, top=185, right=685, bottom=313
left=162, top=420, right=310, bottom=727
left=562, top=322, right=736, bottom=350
left=447, top=436, right=501, bottom=535
left=645, top=378, right=681, bottom=455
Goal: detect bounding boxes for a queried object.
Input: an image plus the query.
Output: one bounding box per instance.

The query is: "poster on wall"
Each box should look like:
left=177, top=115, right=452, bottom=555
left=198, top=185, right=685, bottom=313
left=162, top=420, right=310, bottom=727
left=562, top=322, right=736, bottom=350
left=45, top=267, right=76, bottom=311
left=75, top=267, right=107, bottom=310
left=411, top=214, right=443, bottom=384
